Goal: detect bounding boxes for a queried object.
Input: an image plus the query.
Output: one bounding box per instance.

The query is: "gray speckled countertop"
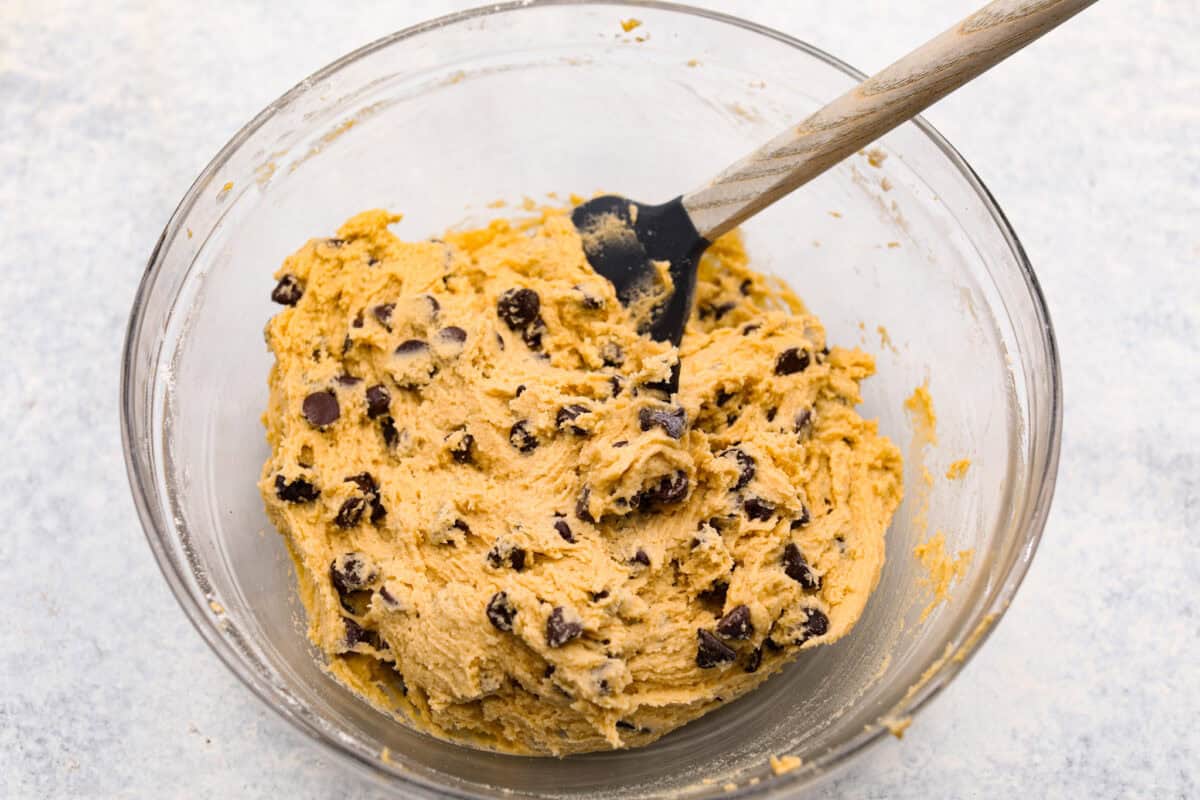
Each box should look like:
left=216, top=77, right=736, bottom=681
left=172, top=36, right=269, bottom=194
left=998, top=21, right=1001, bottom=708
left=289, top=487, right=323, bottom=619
left=2, top=1, right=1197, bottom=797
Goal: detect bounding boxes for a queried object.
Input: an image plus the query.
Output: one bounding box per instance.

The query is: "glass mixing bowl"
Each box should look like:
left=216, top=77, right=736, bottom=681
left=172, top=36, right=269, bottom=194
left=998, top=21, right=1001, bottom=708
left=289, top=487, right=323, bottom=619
left=121, top=2, right=1061, bottom=796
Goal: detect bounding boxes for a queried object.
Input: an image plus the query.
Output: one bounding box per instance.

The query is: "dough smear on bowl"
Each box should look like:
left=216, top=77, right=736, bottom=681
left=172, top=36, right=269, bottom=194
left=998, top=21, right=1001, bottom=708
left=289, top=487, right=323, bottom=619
left=259, top=207, right=903, bottom=755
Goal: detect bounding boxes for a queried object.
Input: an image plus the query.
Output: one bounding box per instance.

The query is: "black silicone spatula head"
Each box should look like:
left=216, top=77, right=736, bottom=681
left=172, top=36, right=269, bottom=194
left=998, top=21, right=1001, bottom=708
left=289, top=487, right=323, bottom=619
left=571, top=195, right=708, bottom=346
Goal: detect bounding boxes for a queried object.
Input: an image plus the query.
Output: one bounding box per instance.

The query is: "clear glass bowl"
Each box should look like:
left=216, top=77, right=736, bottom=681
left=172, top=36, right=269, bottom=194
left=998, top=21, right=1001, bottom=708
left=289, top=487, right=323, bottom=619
left=121, top=2, right=1061, bottom=796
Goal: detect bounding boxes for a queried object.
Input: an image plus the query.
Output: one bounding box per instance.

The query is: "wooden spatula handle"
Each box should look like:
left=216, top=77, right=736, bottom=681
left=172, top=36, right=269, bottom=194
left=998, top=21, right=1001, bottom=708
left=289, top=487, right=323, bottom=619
left=682, top=0, right=1097, bottom=241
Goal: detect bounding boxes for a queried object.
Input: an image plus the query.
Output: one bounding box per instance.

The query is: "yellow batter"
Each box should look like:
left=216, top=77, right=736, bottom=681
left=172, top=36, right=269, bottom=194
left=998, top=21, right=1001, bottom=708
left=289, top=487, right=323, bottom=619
left=259, top=207, right=903, bottom=755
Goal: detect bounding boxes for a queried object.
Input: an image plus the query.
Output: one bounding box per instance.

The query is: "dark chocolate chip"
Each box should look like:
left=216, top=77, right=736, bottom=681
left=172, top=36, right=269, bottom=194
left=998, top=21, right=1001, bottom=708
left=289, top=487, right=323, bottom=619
left=745, top=646, right=763, bottom=673
left=575, top=286, right=605, bottom=309
left=739, top=278, right=753, bottom=295
left=544, top=664, right=556, bottom=678
left=554, top=519, right=575, bottom=543
left=486, top=541, right=527, bottom=571
left=395, top=338, right=429, bottom=356
left=790, top=506, right=812, bottom=529
left=546, top=607, right=583, bottom=648
left=377, top=585, right=399, bottom=608
left=796, top=608, right=830, bottom=644
left=365, top=384, right=391, bottom=418
left=497, top=288, right=540, bottom=330
left=794, top=408, right=814, bottom=435
left=616, top=720, right=637, bottom=731
left=331, top=552, right=378, bottom=595
left=698, top=301, right=736, bottom=321
left=373, top=303, right=395, bottom=328
left=743, top=497, right=776, bottom=521
left=495, top=332, right=506, bottom=351
left=720, top=448, right=756, bottom=491
left=521, top=323, right=545, bottom=351
left=775, top=348, right=811, bottom=375
left=380, top=415, right=399, bottom=447
left=631, top=549, right=650, bottom=567
left=610, top=376, right=624, bottom=398
left=346, top=472, right=377, bottom=494
left=612, top=440, right=628, bottom=448
left=696, top=629, right=737, bottom=669
left=635, top=471, right=689, bottom=509
left=715, top=387, right=734, bottom=406
left=509, top=420, right=538, bottom=453
left=449, top=431, right=475, bottom=464
left=638, top=406, right=686, bottom=439
left=576, top=486, right=595, bottom=523
left=783, top=543, right=821, bottom=591
left=741, top=323, right=760, bottom=336
left=352, top=311, right=364, bottom=328
left=438, top=326, right=467, bottom=344
left=334, top=496, right=365, bottom=529
left=716, top=605, right=754, bottom=640
left=486, top=591, right=517, bottom=632
left=275, top=474, right=319, bottom=503
left=590, top=590, right=610, bottom=602
left=335, top=374, right=362, bottom=386
left=302, top=390, right=340, bottom=427
left=424, top=294, right=441, bottom=317
left=271, top=274, right=303, bottom=305
left=555, top=404, right=590, bottom=435
left=343, top=617, right=366, bottom=648
left=765, top=406, right=778, bottom=422
left=697, top=580, right=729, bottom=609
left=514, top=384, right=526, bottom=397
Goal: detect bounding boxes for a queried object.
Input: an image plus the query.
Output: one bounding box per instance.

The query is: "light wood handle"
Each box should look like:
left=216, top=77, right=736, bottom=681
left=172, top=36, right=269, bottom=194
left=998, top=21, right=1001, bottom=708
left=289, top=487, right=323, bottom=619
left=682, top=0, right=1097, bottom=240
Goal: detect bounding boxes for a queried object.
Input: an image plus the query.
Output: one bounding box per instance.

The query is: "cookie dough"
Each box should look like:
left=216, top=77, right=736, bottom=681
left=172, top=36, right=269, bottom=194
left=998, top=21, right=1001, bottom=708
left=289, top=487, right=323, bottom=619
left=259, top=207, right=903, bottom=755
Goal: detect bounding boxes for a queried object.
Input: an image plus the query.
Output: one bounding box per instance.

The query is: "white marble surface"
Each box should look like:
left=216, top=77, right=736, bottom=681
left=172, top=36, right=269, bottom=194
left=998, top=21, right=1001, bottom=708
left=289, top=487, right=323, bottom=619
left=2, top=1, right=1197, bottom=797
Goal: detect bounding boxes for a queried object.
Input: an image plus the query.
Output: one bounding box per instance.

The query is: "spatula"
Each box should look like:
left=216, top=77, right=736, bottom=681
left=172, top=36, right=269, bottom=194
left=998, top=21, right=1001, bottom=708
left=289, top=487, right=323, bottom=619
left=573, top=0, right=1096, bottom=351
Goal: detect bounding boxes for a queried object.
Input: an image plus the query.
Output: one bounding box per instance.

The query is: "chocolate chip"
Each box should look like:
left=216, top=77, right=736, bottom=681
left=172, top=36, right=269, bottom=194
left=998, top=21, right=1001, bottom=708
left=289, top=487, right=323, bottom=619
left=380, top=415, right=399, bottom=447
left=790, top=506, right=812, bottom=529
left=715, top=387, right=734, bottom=406
left=377, top=585, right=400, bottom=608
left=794, top=408, right=814, bottom=435
left=335, top=374, right=362, bottom=386
left=352, top=311, right=364, bottom=328
left=346, top=472, right=377, bottom=494
left=783, top=543, right=821, bottom=591
left=716, top=605, right=754, bottom=640
left=452, top=519, right=471, bottom=534
left=795, top=608, right=830, bottom=644
left=765, top=406, right=777, bottom=422
left=514, top=384, right=526, bottom=397
left=616, top=720, right=637, bottom=731
left=424, top=294, right=441, bottom=318
left=486, top=541, right=526, bottom=571
left=631, top=549, right=650, bottom=567
left=698, top=301, right=736, bottom=321
left=554, top=519, right=575, bottom=543
left=610, top=376, right=624, bottom=398
left=448, top=430, right=475, bottom=464
left=275, top=474, right=319, bottom=503
left=743, top=497, right=776, bottom=521
left=331, top=552, right=378, bottom=594
left=741, top=323, right=760, bottom=336
left=521, top=324, right=545, bottom=351
left=302, top=390, right=340, bottom=427
left=739, top=278, right=753, bottom=295
left=497, top=288, right=540, bottom=330
left=638, top=406, right=686, bottom=439
left=365, top=384, right=391, bottom=418
left=544, top=664, right=556, bottom=678
left=775, top=348, right=811, bottom=375
left=635, top=471, right=689, bottom=509
left=509, top=420, right=538, bottom=453
left=696, top=629, right=737, bottom=668
left=343, top=617, right=366, bottom=648
left=612, top=440, right=628, bottom=448
left=395, top=338, right=429, bottom=356
left=334, top=496, right=365, bottom=528
left=601, top=342, right=624, bottom=367
left=576, top=486, right=595, bottom=523
left=744, top=646, right=763, bottom=673
left=271, top=274, right=303, bottom=305
left=590, top=589, right=609, bottom=601
left=486, top=591, right=517, bottom=632
left=373, top=303, right=395, bottom=329
left=438, top=326, right=467, bottom=344
left=555, top=404, right=589, bottom=435
left=495, top=332, right=506, bottom=351
left=697, top=580, right=729, bottom=609
left=546, top=607, right=582, bottom=648
left=721, top=448, right=756, bottom=491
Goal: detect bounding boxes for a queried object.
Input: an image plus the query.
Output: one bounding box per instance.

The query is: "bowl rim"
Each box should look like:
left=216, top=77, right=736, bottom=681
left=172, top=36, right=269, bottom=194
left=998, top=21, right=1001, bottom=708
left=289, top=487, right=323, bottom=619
left=120, top=0, right=1063, bottom=796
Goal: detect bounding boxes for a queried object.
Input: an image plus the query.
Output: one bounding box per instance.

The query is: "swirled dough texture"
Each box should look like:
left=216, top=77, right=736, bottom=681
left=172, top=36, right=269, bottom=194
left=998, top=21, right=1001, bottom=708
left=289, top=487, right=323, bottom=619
left=259, top=207, right=903, bottom=756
